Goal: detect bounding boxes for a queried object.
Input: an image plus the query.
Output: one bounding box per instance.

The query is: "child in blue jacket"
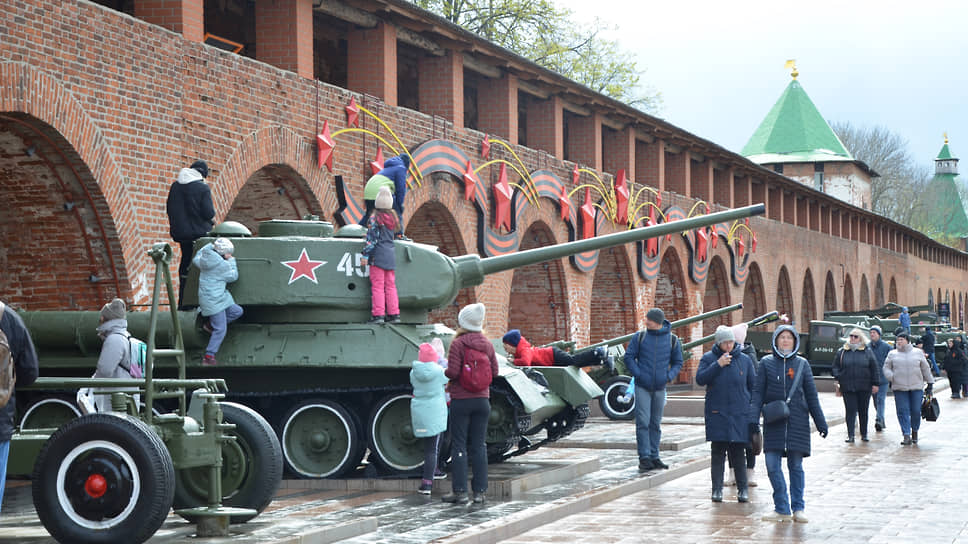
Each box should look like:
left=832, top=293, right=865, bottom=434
left=193, top=237, right=242, bottom=365
left=410, top=342, right=449, bottom=494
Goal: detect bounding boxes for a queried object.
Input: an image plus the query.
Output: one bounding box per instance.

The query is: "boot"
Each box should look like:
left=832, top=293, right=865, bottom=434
left=441, top=492, right=468, bottom=504
left=912, top=430, right=918, bottom=444
left=386, top=314, right=401, bottom=324
left=367, top=315, right=385, bottom=324
left=901, top=434, right=912, bottom=445
left=737, top=488, right=749, bottom=503
left=711, top=488, right=723, bottom=502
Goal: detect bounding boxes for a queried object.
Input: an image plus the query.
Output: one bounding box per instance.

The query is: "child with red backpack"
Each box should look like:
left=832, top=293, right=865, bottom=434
left=442, top=303, right=498, bottom=505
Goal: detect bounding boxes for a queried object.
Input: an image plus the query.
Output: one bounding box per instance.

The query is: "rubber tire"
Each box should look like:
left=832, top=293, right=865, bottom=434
left=32, top=414, right=175, bottom=544
left=280, top=399, right=361, bottom=479
left=366, top=393, right=423, bottom=473
left=173, top=402, right=282, bottom=523
left=599, top=376, right=635, bottom=420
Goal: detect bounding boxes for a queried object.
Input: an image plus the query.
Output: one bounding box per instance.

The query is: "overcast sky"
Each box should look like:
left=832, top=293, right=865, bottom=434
left=555, top=0, right=966, bottom=170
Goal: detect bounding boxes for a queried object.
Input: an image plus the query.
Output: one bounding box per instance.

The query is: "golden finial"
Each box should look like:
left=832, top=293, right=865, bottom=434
left=944, top=132, right=949, bottom=144
left=784, top=59, right=798, bottom=80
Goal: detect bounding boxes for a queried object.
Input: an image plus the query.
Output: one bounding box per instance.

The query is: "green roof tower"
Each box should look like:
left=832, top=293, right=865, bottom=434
left=922, top=135, right=968, bottom=238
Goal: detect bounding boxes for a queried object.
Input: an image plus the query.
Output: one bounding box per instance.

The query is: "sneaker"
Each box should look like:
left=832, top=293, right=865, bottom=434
left=638, top=458, right=655, bottom=472
left=202, top=354, right=218, bottom=366
left=433, top=469, right=447, bottom=480
left=367, top=315, right=385, bottom=324
left=418, top=483, right=433, bottom=495
left=793, top=510, right=809, bottom=523
left=747, top=468, right=757, bottom=487
left=472, top=493, right=486, bottom=504
left=441, top=492, right=467, bottom=504
left=386, top=314, right=401, bottom=324
left=737, top=489, right=749, bottom=503
left=651, top=458, right=669, bottom=469
left=761, top=511, right=793, bottom=522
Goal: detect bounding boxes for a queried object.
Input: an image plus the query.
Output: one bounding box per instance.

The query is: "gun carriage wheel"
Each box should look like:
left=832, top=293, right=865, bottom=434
left=599, top=376, right=635, bottom=420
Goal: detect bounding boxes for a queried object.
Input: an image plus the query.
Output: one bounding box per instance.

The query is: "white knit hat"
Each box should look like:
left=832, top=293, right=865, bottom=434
left=375, top=186, right=393, bottom=210
left=212, top=237, right=234, bottom=256
left=458, top=303, right=485, bottom=332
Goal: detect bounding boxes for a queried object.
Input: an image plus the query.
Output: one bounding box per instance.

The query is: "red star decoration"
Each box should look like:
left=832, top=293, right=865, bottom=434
left=572, top=163, right=580, bottom=186
left=345, top=97, right=360, bottom=127
left=316, top=121, right=335, bottom=171
left=370, top=147, right=385, bottom=175
left=751, top=234, right=758, bottom=253
left=580, top=188, right=595, bottom=240
left=493, top=163, right=513, bottom=231
left=711, top=226, right=719, bottom=248
left=645, top=216, right=659, bottom=257
left=614, top=169, right=629, bottom=224
left=558, top=185, right=571, bottom=221
left=462, top=160, right=477, bottom=201
left=696, top=227, right=708, bottom=262
left=736, top=237, right=746, bottom=257
left=281, top=248, right=327, bottom=285
left=481, top=134, right=491, bottom=159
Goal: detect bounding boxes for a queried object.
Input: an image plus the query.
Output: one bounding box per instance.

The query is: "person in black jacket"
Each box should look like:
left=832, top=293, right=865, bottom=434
left=921, top=326, right=940, bottom=376
left=166, top=160, right=215, bottom=308
left=832, top=328, right=880, bottom=442
left=942, top=337, right=966, bottom=398
left=0, top=301, right=40, bottom=513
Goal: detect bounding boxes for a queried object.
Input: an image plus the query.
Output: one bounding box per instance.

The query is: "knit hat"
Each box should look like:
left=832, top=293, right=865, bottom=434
left=458, top=303, right=485, bottom=332
left=212, top=237, right=234, bottom=256
left=502, top=329, right=522, bottom=347
left=375, top=185, right=393, bottom=210
left=646, top=308, right=665, bottom=325
left=731, top=323, right=748, bottom=345
left=418, top=343, right=437, bottom=363
left=714, top=325, right=735, bottom=346
left=100, top=298, right=126, bottom=322
left=191, top=160, right=209, bottom=178
left=870, top=325, right=883, bottom=336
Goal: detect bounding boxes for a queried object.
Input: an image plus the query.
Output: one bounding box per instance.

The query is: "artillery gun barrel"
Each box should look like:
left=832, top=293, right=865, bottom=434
left=681, top=310, right=780, bottom=351
left=453, top=204, right=765, bottom=289
left=581, top=303, right=744, bottom=351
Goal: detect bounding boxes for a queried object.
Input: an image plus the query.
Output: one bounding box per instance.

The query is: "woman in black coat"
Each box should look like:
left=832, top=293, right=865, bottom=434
left=942, top=337, right=966, bottom=399
left=831, top=328, right=881, bottom=442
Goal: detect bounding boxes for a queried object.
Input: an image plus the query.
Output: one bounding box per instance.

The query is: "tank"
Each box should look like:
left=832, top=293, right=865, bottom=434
left=19, top=204, right=765, bottom=478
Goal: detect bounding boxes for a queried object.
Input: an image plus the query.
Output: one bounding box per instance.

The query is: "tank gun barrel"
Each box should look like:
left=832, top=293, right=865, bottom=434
left=581, top=303, right=744, bottom=351
left=681, top=311, right=779, bottom=351
left=453, top=204, right=765, bottom=289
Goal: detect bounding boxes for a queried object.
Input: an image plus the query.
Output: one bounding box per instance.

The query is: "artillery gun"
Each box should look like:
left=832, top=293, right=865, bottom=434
left=20, top=204, right=765, bottom=478
left=9, top=244, right=283, bottom=543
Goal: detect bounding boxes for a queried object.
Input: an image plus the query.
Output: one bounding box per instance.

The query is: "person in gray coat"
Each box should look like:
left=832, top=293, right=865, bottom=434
left=750, top=325, right=828, bottom=523
left=93, top=298, right=139, bottom=412
left=882, top=331, right=934, bottom=445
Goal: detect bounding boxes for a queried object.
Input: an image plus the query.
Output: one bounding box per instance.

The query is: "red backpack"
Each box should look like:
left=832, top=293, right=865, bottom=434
left=459, top=347, right=492, bottom=393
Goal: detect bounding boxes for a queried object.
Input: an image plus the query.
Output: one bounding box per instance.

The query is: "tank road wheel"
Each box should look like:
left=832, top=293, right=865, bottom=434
left=281, top=399, right=361, bottom=478
left=173, top=402, right=283, bottom=523
left=599, top=376, right=635, bottom=420
left=367, top=393, right=423, bottom=473
left=21, top=397, right=81, bottom=430
left=31, top=414, right=175, bottom=544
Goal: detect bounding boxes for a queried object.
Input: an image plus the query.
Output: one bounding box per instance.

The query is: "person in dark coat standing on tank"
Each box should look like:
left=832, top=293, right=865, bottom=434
left=624, top=308, right=684, bottom=472
left=831, top=328, right=880, bottom=443
left=696, top=325, right=755, bottom=504
left=868, top=325, right=891, bottom=432
left=442, top=303, right=498, bottom=505
left=750, top=325, right=828, bottom=523
left=0, top=301, right=40, bottom=513
left=166, top=160, right=215, bottom=309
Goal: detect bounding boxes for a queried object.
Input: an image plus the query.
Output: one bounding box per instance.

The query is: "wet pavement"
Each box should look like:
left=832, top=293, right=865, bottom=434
left=2, top=383, right=965, bottom=543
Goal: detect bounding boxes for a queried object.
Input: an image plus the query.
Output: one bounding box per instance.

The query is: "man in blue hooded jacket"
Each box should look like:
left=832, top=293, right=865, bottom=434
left=624, top=307, right=683, bottom=471
left=359, top=153, right=411, bottom=230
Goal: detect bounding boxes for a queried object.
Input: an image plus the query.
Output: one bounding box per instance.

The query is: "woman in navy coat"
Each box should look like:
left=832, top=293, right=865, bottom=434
left=696, top=325, right=755, bottom=503
left=750, top=325, right=828, bottom=523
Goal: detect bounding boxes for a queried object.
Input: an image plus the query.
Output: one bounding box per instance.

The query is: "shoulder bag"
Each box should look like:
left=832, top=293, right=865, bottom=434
left=761, top=359, right=805, bottom=424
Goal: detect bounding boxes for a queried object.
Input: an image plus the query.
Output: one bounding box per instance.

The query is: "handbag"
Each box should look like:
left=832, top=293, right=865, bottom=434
left=750, top=429, right=763, bottom=456
left=761, top=360, right=806, bottom=424
left=921, top=393, right=940, bottom=421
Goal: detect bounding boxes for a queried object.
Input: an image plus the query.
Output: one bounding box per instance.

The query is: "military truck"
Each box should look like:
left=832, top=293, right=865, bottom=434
left=747, top=318, right=865, bottom=375
left=19, top=204, right=766, bottom=478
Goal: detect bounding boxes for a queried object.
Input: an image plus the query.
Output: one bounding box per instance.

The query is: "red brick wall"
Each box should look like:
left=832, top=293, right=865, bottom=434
left=526, top=96, right=562, bottom=158
left=477, top=74, right=517, bottom=144
left=507, top=222, right=568, bottom=345
left=665, top=151, right=686, bottom=195
left=255, top=0, right=314, bottom=79
left=347, top=22, right=397, bottom=106
left=418, top=51, right=462, bottom=124
left=702, top=256, right=731, bottom=340
left=565, top=112, right=600, bottom=169
left=135, top=0, right=203, bottom=42
left=588, top=246, right=636, bottom=344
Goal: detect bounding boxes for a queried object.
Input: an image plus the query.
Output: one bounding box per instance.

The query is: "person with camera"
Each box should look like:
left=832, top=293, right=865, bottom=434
left=750, top=325, right=828, bottom=523
left=695, top=326, right=755, bottom=503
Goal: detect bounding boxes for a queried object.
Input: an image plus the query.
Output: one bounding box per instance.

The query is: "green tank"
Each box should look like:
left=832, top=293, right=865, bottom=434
left=19, top=204, right=765, bottom=479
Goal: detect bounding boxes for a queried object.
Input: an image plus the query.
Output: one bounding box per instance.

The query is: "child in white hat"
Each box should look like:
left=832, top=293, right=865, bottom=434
left=361, top=186, right=401, bottom=324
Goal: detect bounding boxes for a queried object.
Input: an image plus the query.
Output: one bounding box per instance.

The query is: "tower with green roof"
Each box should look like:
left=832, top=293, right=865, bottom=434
left=920, top=136, right=968, bottom=240
left=741, top=63, right=876, bottom=209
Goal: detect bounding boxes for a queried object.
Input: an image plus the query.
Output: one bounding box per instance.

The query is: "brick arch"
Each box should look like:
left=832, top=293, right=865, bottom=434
left=776, top=266, right=795, bottom=320
left=218, top=125, right=336, bottom=225
left=843, top=273, right=855, bottom=312
left=801, top=269, right=817, bottom=325
left=589, top=245, right=636, bottom=344
left=225, top=164, right=324, bottom=234
left=742, top=262, right=766, bottom=322
left=875, top=274, right=885, bottom=306
left=407, top=200, right=474, bottom=329
left=859, top=274, right=870, bottom=310
left=507, top=221, right=569, bottom=345
left=0, top=63, right=141, bottom=307
left=889, top=277, right=898, bottom=304
left=824, top=270, right=838, bottom=313
left=655, top=246, right=688, bottom=323
left=702, top=255, right=731, bottom=340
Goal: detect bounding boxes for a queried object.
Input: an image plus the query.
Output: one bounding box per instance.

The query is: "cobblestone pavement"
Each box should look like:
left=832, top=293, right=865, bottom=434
left=1, top=387, right=964, bottom=543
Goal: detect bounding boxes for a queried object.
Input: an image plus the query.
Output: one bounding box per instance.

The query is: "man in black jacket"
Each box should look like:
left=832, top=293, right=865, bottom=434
left=0, top=301, right=39, bottom=513
left=166, top=160, right=215, bottom=308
